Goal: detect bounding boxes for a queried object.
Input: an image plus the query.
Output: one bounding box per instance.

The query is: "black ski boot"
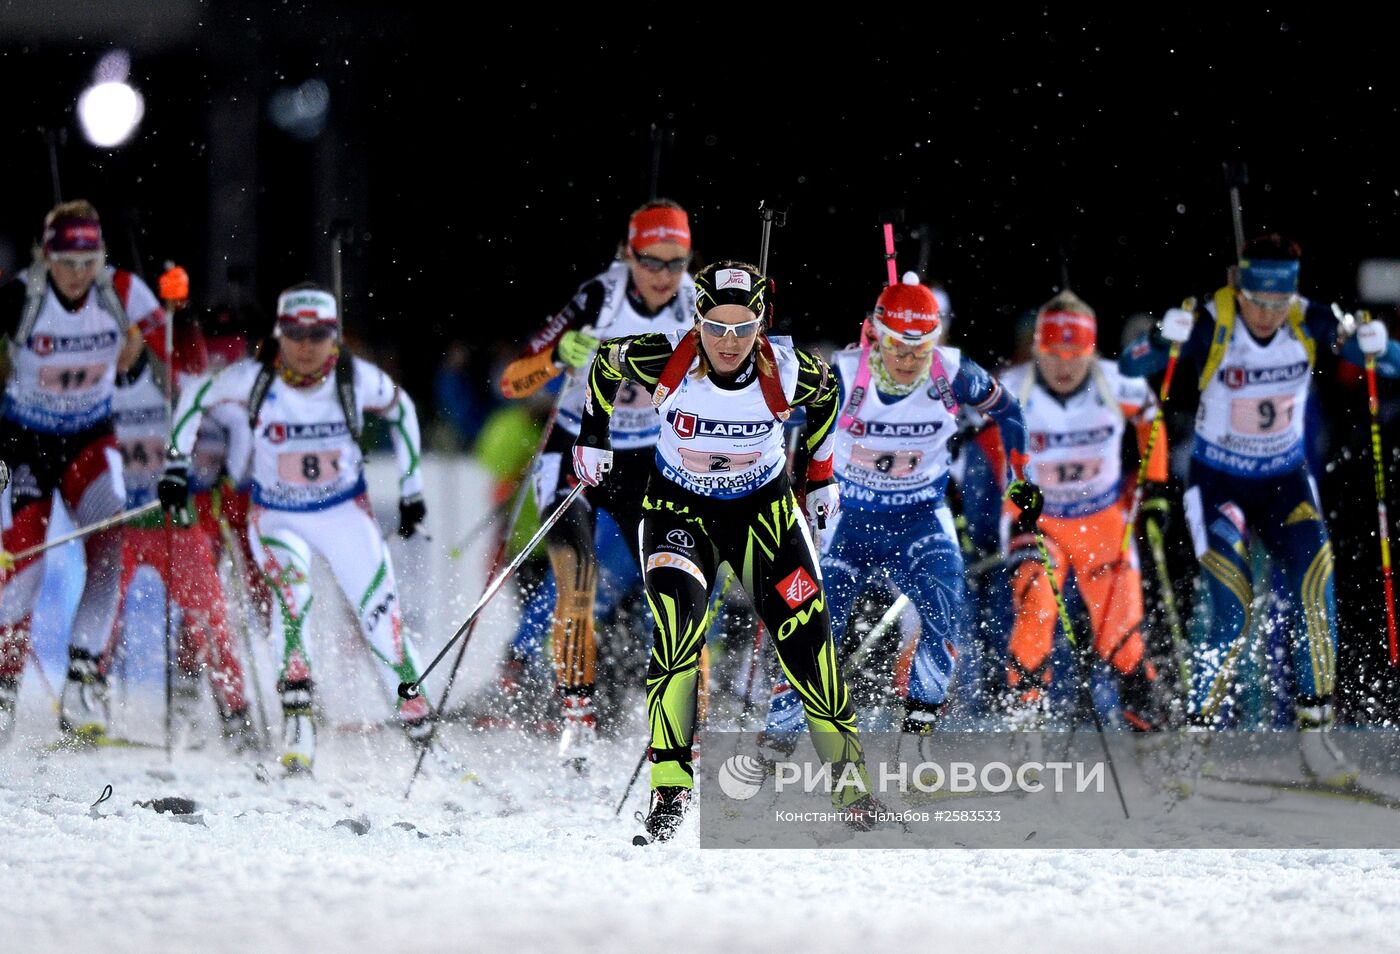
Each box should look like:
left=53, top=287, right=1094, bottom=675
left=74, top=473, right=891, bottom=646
left=59, top=647, right=109, bottom=740
left=220, top=707, right=265, bottom=754
left=641, top=786, right=691, bottom=843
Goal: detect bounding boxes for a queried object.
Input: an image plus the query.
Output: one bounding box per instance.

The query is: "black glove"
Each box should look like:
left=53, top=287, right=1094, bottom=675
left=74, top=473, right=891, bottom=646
left=1139, top=488, right=1171, bottom=535
left=1007, top=479, right=1044, bottom=537
left=158, top=463, right=190, bottom=515
left=398, top=493, right=427, bottom=539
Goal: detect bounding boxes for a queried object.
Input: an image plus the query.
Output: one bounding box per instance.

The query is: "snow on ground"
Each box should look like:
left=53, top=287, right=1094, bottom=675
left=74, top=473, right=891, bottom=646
left=8, top=460, right=1400, bottom=952
left=4, top=696, right=1400, bottom=954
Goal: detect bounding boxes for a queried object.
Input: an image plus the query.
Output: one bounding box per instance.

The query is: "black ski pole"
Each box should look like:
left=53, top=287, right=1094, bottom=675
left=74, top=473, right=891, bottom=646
left=402, top=382, right=571, bottom=796
left=1013, top=484, right=1131, bottom=819
left=399, top=480, right=592, bottom=704
left=1223, top=160, right=1249, bottom=257
left=615, top=747, right=649, bottom=817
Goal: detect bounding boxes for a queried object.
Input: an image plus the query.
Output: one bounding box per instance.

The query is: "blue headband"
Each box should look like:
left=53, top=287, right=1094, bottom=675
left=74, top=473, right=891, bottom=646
left=1238, top=258, right=1299, bottom=294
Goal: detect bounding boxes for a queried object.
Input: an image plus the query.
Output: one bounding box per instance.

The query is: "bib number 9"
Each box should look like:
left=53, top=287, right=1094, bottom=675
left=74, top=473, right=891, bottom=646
left=1230, top=395, right=1295, bottom=435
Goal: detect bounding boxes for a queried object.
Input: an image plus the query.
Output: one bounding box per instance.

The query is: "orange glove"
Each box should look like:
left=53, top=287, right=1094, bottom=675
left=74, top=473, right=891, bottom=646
left=158, top=264, right=190, bottom=304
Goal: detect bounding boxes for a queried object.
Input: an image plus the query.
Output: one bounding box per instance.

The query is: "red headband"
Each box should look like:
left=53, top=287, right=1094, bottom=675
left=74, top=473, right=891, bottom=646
left=44, top=215, right=103, bottom=254
left=1035, top=310, right=1096, bottom=356
left=628, top=207, right=691, bottom=251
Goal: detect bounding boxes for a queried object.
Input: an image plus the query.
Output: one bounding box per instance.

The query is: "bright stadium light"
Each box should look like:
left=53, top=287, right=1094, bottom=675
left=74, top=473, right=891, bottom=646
left=77, top=50, right=145, bottom=148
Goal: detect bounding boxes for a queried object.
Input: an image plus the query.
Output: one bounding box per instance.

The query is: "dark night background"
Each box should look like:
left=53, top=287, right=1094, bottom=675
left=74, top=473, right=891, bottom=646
left=4, top=8, right=1399, bottom=376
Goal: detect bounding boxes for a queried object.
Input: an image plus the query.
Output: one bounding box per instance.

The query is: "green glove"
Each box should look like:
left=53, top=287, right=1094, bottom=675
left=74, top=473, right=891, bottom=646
left=1140, top=490, right=1171, bottom=534
left=555, top=329, right=601, bottom=369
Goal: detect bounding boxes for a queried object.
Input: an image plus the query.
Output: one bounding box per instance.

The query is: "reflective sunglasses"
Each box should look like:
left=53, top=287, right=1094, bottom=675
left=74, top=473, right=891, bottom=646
left=632, top=250, right=691, bottom=274
left=1239, top=289, right=1296, bottom=312
left=280, top=323, right=335, bottom=343
left=698, top=316, right=762, bottom=339
left=878, top=334, right=936, bottom=359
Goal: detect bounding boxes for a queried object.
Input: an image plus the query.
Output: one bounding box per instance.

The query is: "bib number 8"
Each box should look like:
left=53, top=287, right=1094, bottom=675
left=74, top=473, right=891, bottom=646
left=278, top=449, right=342, bottom=486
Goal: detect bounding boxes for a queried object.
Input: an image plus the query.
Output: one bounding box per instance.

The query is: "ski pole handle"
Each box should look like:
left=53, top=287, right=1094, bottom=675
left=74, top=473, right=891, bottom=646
left=882, top=222, right=898, bottom=287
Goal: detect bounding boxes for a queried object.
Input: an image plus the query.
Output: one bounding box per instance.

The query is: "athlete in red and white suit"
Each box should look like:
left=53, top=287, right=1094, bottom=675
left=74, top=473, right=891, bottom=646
left=0, top=200, right=175, bottom=741
left=104, top=310, right=258, bottom=750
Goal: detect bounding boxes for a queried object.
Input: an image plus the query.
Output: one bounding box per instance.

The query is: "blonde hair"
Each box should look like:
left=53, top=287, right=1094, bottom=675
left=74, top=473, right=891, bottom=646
left=45, top=199, right=102, bottom=230
left=1038, top=288, right=1095, bottom=319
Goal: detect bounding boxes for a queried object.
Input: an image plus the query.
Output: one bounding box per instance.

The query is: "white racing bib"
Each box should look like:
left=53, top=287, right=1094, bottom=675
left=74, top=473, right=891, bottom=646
left=832, top=346, right=961, bottom=511
left=112, top=365, right=168, bottom=507
left=554, top=262, right=695, bottom=449
left=652, top=331, right=798, bottom=499
left=5, top=268, right=157, bottom=433
left=1194, top=312, right=1311, bottom=477
left=1005, top=359, right=1146, bottom=518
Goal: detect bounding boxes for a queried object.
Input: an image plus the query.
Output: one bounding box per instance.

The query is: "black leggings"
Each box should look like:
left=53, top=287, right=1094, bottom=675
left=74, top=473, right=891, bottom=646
left=639, top=470, right=863, bottom=788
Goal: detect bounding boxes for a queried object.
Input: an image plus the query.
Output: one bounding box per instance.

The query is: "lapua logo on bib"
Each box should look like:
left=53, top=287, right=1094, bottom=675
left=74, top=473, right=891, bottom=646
left=668, top=408, right=772, bottom=440
left=1029, top=425, right=1114, bottom=452
left=1222, top=361, right=1308, bottom=389
left=775, top=566, right=818, bottom=610
left=861, top=420, right=942, bottom=438
left=264, top=421, right=350, bottom=443
left=672, top=410, right=697, bottom=439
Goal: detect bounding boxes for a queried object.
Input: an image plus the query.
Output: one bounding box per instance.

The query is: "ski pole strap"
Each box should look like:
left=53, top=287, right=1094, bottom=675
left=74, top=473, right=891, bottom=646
left=756, top=336, right=792, bottom=421
left=652, top=328, right=699, bottom=407
left=838, top=334, right=874, bottom=431
left=929, top=351, right=960, bottom=416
